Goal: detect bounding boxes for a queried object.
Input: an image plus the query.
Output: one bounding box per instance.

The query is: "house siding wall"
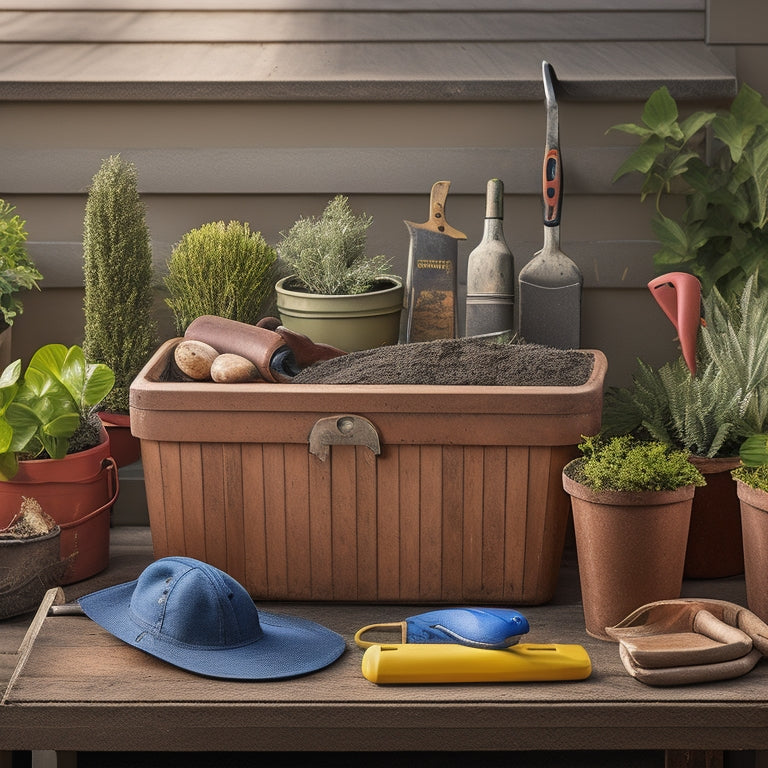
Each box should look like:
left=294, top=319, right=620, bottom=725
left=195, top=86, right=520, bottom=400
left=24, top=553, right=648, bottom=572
left=0, top=0, right=756, bottom=390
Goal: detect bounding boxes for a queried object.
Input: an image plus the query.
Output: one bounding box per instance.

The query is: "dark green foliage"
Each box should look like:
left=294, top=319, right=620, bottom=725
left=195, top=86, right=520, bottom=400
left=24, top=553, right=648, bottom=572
left=609, top=84, right=768, bottom=299
left=0, top=199, right=42, bottom=326
left=164, top=220, right=278, bottom=335
left=83, top=155, right=158, bottom=413
left=601, top=275, right=768, bottom=458
left=572, top=435, right=706, bottom=492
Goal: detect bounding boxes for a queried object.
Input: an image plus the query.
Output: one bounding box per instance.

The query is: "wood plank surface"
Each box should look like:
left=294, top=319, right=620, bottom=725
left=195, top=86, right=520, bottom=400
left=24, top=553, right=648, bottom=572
left=1, top=527, right=767, bottom=754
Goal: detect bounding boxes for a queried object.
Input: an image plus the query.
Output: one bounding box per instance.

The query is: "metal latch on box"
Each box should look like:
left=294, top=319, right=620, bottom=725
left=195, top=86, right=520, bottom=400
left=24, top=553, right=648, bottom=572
left=308, top=415, right=381, bottom=461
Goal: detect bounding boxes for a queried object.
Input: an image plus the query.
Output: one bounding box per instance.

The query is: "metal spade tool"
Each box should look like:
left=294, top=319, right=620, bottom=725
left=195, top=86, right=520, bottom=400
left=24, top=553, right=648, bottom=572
left=404, top=180, right=467, bottom=342
left=518, top=61, right=582, bottom=349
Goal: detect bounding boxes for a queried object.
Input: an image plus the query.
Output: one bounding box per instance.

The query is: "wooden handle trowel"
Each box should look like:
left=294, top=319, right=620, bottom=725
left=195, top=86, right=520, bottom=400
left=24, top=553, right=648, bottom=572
left=518, top=61, right=582, bottom=349
left=404, top=180, right=467, bottom=342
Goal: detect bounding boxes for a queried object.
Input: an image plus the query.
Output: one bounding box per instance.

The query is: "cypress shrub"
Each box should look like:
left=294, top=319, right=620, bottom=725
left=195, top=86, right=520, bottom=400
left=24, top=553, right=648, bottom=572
left=83, top=155, right=158, bottom=413
left=164, top=220, right=278, bottom=335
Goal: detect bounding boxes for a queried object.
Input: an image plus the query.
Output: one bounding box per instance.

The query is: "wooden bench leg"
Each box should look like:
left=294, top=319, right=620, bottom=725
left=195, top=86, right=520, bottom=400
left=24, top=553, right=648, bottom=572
left=666, top=750, right=724, bottom=768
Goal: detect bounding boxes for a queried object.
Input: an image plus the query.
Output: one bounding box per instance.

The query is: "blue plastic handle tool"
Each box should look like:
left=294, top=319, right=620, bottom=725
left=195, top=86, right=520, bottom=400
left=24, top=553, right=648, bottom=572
left=354, top=607, right=530, bottom=650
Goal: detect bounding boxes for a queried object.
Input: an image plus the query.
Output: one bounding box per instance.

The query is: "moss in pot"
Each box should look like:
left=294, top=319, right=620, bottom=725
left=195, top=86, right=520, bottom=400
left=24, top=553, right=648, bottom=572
left=563, top=436, right=705, bottom=640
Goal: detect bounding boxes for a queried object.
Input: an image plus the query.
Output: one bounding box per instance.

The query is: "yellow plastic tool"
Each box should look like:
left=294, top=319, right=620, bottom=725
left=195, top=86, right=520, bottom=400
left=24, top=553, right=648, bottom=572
left=361, top=642, right=592, bottom=684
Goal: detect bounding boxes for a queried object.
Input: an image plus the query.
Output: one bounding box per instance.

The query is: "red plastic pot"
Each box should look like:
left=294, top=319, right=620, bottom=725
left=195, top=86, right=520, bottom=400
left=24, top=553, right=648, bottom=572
left=0, top=428, right=119, bottom=584
left=99, top=411, right=141, bottom=468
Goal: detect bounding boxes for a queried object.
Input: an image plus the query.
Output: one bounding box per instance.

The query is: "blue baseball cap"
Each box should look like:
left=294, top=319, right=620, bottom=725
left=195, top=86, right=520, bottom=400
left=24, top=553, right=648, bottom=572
left=78, top=556, right=346, bottom=680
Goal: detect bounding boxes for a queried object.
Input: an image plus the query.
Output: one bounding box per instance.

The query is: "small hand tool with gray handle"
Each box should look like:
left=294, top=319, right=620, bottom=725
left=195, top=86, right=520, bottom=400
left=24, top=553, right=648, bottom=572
left=518, top=61, right=582, bottom=349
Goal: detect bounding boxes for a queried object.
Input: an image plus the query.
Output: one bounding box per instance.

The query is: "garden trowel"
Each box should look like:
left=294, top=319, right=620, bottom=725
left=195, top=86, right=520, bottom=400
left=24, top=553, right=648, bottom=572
left=354, top=607, right=530, bottom=650
left=518, top=61, right=582, bottom=349
left=404, top=180, right=467, bottom=342
left=647, top=272, right=702, bottom=376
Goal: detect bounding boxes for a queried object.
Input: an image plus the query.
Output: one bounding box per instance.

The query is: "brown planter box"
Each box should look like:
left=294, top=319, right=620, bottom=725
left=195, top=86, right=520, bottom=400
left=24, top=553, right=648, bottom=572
left=130, top=339, right=606, bottom=604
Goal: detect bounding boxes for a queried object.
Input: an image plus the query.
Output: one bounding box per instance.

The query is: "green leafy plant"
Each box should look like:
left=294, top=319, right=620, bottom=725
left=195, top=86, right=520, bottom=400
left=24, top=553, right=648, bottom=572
left=165, top=220, right=278, bottom=335
left=0, top=343, right=115, bottom=481
left=609, top=84, right=768, bottom=299
left=83, top=155, right=157, bottom=413
left=0, top=199, right=43, bottom=326
left=278, top=195, right=393, bottom=295
left=738, top=432, right=768, bottom=467
left=569, top=435, right=705, bottom=493
left=602, top=275, right=768, bottom=458
left=731, top=433, right=768, bottom=491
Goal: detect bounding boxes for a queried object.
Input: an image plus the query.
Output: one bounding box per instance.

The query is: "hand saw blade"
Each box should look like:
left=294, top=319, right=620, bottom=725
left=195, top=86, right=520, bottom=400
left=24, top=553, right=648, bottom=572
left=404, top=180, right=466, bottom=343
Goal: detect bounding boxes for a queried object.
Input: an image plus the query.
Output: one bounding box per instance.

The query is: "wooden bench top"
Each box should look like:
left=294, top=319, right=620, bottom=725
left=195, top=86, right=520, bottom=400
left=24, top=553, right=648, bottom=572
left=1, top=527, right=766, bottom=755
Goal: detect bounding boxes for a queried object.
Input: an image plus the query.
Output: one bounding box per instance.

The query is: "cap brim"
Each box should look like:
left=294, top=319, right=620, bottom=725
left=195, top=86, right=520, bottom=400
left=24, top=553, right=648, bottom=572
left=79, top=580, right=346, bottom=680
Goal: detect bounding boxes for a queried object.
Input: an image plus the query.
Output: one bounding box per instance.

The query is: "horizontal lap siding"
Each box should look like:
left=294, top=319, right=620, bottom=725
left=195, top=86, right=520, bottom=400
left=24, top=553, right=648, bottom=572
left=0, top=11, right=704, bottom=43
left=0, top=0, right=736, bottom=391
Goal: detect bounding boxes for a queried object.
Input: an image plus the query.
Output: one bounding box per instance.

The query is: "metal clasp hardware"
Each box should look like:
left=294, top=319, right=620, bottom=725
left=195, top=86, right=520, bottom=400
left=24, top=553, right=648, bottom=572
left=308, top=415, right=381, bottom=461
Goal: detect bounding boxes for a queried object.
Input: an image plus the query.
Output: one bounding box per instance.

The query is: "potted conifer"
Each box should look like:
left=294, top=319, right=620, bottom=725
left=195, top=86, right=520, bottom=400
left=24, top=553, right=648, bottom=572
left=562, top=435, right=705, bottom=640
left=164, top=219, right=278, bottom=335
left=275, top=195, right=403, bottom=352
left=82, top=155, right=158, bottom=467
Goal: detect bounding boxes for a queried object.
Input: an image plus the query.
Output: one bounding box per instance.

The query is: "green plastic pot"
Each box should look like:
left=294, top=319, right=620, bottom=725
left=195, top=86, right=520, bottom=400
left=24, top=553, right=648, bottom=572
left=275, top=275, right=404, bottom=352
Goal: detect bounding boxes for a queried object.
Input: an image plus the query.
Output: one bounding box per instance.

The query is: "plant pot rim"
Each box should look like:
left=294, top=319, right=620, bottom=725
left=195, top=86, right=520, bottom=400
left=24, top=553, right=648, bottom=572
left=275, top=274, right=403, bottom=299
left=688, top=454, right=741, bottom=473
left=11, top=425, right=111, bottom=484
left=0, top=527, right=60, bottom=545
left=98, top=410, right=130, bottom=427
left=735, top=477, right=768, bottom=505
left=562, top=458, right=698, bottom=506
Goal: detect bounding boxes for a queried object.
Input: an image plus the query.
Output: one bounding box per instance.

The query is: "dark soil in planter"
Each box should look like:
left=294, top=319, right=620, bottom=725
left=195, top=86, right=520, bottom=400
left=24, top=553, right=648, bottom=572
left=282, top=276, right=398, bottom=295
left=293, top=337, right=595, bottom=387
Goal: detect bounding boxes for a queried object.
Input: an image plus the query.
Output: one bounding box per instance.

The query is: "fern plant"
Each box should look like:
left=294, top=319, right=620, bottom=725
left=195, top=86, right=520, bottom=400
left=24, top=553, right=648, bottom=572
left=0, top=199, right=42, bottom=326
left=277, top=195, right=392, bottom=295
left=83, top=155, right=158, bottom=414
left=602, top=274, right=768, bottom=458
left=165, top=220, right=278, bottom=334
left=609, top=84, right=768, bottom=299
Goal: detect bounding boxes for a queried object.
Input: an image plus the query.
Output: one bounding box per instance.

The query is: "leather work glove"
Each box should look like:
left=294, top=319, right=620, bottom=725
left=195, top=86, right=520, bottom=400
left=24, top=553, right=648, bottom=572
left=605, top=598, right=768, bottom=686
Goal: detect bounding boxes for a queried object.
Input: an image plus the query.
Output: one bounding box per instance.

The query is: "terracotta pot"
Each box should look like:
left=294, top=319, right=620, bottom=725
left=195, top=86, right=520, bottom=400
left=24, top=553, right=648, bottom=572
left=275, top=275, right=404, bottom=352
left=0, top=428, right=119, bottom=584
left=99, top=411, right=141, bottom=468
left=685, top=455, right=743, bottom=579
left=563, top=464, right=695, bottom=640
left=735, top=479, right=768, bottom=622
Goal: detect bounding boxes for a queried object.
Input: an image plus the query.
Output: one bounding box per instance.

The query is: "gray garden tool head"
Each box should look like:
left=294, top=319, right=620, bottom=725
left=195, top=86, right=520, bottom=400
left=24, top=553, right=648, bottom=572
left=404, top=180, right=466, bottom=342
left=518, top=61, right=582, bottom=349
